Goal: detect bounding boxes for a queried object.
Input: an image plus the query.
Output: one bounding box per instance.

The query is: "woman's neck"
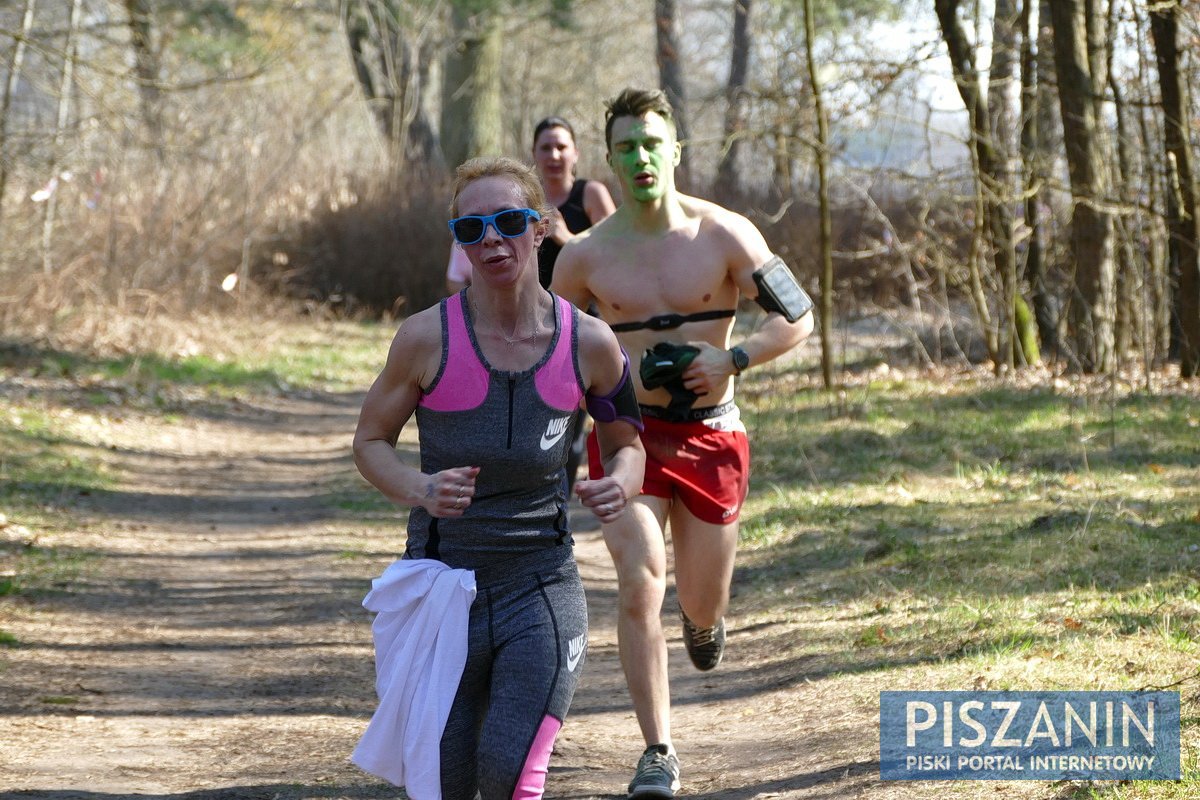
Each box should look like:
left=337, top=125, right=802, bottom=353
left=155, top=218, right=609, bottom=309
left=468, top=280, right=550, bottom=342
left=542, top=175, right=573, bottom=206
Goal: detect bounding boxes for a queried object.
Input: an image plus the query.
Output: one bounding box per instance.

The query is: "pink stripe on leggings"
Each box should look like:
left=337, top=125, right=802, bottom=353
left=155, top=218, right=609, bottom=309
left=512, top=714, right=562, bottom=799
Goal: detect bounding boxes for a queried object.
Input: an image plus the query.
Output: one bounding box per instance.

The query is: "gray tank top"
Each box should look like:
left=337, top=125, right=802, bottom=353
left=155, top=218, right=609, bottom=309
left=405, top=292, right=585, bottom=570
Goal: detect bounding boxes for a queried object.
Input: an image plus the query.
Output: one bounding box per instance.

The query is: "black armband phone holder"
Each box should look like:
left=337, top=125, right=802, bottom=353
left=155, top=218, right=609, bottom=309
left=586, top=349, right=644, bottom=431
left=752, top=256, right=814, bottom=323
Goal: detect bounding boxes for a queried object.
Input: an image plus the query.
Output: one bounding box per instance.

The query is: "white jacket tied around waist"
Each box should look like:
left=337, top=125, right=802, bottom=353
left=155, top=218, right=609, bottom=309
left=351, top=558, right=476, bottom=798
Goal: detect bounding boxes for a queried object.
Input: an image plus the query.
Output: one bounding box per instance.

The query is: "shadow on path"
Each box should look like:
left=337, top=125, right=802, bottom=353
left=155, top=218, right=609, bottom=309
left=0, top=784, right=393, bottom=800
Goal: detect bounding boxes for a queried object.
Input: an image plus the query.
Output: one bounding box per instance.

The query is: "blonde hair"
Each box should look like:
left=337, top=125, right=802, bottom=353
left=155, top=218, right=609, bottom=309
left=450, top=156, right=553, bottom=219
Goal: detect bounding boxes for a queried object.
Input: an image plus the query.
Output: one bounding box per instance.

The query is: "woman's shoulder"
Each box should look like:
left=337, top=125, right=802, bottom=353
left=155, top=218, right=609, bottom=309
left=580, top=178, right=613, bottom=202
left=574, top=311, right=621, bottom=360
left=391, top=300, right=446, bottom=352
left=573, top=313, right=625, bottom=393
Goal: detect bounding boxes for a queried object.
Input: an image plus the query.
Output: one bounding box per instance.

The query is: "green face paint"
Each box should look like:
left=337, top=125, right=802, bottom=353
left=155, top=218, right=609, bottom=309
left=608, top=113, right=676, bottom=203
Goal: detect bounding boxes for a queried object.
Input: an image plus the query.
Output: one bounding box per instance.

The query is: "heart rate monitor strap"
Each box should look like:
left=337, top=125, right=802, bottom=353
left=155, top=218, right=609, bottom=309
left=610, top=308, right=736, bottom=333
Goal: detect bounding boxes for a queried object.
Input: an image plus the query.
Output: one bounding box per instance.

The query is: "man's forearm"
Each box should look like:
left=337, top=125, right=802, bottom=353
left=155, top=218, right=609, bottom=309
left=734, top=312, right=814, bottom=370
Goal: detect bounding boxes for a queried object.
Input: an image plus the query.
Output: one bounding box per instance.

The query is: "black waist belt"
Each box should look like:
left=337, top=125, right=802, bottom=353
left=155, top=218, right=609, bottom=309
left=610, top=308, right=736, bottom=333
left=418, top=542, right=573, bottom=588
left=639, top=401, right=736, bottom=423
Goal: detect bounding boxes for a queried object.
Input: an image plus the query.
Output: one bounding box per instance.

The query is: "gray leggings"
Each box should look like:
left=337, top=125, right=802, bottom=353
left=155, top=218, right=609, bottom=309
left=440, top=547, right=588, bottom=800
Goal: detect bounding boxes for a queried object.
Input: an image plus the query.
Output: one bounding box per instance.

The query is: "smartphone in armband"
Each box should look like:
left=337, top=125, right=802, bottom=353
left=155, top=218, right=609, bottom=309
left=753, top=258, right=814, bottom=323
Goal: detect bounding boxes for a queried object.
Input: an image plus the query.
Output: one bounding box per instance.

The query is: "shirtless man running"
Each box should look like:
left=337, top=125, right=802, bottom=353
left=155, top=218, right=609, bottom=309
left=552, top=88, right=815, bottom=797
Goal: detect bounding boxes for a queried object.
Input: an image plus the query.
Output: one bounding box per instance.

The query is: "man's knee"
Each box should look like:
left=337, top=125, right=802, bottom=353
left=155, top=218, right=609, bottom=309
left=615, top=568, right=666, bottom=622
left=606, top=537, right=665, bottom=608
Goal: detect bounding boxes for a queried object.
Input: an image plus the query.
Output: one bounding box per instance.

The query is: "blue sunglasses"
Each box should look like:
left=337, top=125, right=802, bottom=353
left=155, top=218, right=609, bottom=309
left=448, top=208, right=542, bottom=245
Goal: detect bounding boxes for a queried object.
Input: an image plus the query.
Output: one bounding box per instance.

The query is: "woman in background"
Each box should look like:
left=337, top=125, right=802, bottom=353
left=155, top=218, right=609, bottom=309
left=530, top=116, right=616, bottom=493
left=530, top=115, right=616, bottom=289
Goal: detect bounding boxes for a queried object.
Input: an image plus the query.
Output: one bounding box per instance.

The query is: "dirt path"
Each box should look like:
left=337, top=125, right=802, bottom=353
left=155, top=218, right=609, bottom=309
left=0, top=388, right=881, bottom=800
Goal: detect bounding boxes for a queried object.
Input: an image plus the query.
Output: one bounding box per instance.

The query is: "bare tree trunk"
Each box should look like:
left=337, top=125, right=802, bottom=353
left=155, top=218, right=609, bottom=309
left=342, top=0, right=443, bottom=170
left=991, top=0, right=1031, bottom=367
left=1149, top=2, right=1200, bottom=377
left=380, top=4, right=441, bottom=166
left=990, top=0, right=1021, bottom=165
left=1132, top=0, right=1170, bottom=365
left=936, top=0, right=1014, bottom=369
left=1033, top=0, right=1066, bottom=355
left=1036, top=0, right=1062, bottom=154
left=715, top=0, right=751, bottom=204
left=343, top=3, right=378, bottom=104
left=1049, top=0, right=1116, bottom=373
left=123, top=0, right=164, bottom=158
left=1106, top=0, right=1138, bottom=363
left=1020, top=0, right=1055, bottom=357
left=0, top=0, right=37, bottom=248
left=655, top=0, right=691, bottom=190
left=441, top=2, right=501, bottom=169
left=405, top=36, right=441, bottom=167
left=772, top=128, right=792, bottom=199
left=42, top=0, right=83, bottom=276
left=801, top=0, right=833, bottom=389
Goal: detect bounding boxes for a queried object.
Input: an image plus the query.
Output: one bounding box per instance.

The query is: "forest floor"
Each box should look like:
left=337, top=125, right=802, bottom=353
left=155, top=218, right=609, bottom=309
left=0, top=382, right=884, bottom=799
left=0, top=314, right=1196, bottom=799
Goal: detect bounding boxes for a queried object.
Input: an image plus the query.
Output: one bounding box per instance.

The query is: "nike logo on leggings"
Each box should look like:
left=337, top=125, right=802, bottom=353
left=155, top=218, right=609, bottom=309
left=566, top=633, right=586, bottom=672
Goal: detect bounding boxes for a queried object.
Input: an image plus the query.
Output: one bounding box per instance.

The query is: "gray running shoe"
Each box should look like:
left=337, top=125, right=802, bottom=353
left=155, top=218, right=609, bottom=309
left=681, top=610, right=726, bottom=671
left=628, top=743, right=681, bottom=798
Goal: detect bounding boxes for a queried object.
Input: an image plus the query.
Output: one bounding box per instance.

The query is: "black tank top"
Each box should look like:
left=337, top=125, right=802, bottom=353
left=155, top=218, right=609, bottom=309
left=538, top=179, right=593, bottom=289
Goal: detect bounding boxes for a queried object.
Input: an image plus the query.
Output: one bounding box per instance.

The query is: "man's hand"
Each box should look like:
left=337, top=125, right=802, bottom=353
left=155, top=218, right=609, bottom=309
left=681, top=340, right=736, bottom=397
left=576, top=477, right=629, bottom=524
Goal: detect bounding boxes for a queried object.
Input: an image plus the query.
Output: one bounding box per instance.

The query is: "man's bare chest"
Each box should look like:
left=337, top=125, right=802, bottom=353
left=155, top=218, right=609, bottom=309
left=588, top=247, right=737, bottom=320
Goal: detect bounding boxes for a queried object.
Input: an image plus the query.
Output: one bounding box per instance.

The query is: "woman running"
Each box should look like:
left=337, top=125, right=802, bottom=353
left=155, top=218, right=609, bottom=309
left=353, top=155, right=644, bottom=800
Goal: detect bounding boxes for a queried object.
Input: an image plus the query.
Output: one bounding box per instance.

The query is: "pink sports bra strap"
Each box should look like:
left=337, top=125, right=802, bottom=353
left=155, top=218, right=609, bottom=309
left=534, top=296, right=585, bottom=412
left=419, top=292, right=490, bottom=412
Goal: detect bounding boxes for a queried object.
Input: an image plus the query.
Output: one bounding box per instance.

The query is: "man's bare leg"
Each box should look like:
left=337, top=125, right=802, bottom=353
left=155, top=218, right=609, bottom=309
left=671, top=503, right=738, bottom=662
left=602, top=495, right=672, bottom=746
left=672, top=506, right=734, bottom=676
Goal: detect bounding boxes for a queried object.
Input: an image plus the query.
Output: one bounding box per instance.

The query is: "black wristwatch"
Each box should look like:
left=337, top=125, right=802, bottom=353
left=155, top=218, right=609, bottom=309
left=729, top=346, right=750, bottom=375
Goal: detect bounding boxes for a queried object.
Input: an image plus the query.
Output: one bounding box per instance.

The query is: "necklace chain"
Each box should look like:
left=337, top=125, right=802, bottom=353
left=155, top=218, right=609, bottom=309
left=469, top=292, right=546, bottom=346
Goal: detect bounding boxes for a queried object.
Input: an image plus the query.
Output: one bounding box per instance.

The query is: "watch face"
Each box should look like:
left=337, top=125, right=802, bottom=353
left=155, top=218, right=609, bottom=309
left=732, top=347, right=749, bottom=372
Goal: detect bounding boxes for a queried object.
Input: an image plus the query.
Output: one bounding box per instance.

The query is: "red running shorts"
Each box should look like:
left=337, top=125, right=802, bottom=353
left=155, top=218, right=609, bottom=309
left=588, top=406, right=750, bottom=525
